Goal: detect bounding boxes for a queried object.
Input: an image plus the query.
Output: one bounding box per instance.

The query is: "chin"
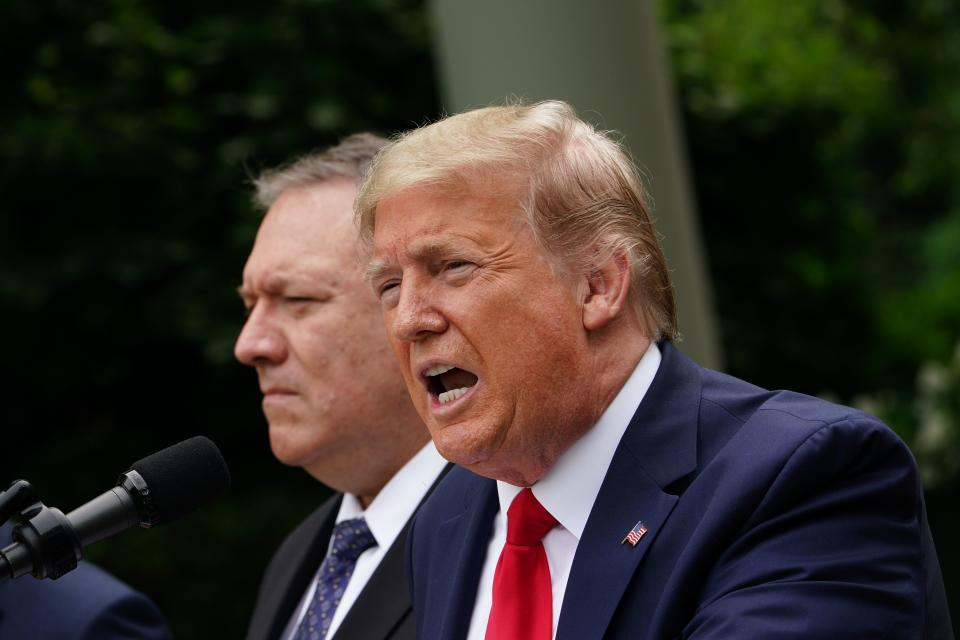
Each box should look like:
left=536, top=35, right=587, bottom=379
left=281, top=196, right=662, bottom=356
left=268, top=440, right=303, bottom=467
left=267, top=424, right=317, bottom=467
left=432, top=422, right=499, bottom=468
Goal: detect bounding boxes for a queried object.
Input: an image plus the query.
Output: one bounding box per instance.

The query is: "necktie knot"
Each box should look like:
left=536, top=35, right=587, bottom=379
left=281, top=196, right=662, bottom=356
left=294, top=517, right=377, bottom=640
left=506, top=488, right=557, bottom=546
left=329, top=517, right=377, bottom=565
left=486, top=488, right=556, bottom=640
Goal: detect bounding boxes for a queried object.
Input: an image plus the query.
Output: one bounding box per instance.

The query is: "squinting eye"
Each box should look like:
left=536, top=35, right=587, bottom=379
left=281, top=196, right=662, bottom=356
left=444, top=260, right=474, bottom=273
left=379, top=281, right=400, bottom=297
left=379, top=282, right=401, bottom=307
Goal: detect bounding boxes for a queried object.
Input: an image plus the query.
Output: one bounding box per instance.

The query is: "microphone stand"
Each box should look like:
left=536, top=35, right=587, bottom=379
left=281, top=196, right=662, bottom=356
left=0, top=479, right=82, bottom=582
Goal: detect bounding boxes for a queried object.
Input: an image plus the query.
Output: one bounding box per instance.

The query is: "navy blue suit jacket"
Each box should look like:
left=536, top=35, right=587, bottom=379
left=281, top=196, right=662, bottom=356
left=0, top=524, right=170, bottom=640
left=408, top=342, right=953, bottom=639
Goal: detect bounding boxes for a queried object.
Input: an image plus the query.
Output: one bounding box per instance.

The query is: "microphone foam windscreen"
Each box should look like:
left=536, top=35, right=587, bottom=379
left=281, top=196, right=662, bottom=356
left=128, top=436, right=231, bottom=525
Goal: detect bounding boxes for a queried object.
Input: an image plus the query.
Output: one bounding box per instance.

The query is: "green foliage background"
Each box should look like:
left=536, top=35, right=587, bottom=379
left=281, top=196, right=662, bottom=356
left=661, top=0, right=960, bottom=490
left=2, top=0, right=440, bottom=636
left=2, top=0, right=957, bottom=636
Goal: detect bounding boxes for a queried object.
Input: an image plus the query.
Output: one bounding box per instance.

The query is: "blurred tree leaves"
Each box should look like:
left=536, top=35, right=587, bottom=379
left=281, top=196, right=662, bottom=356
left=661, top=0, right=960, bottom=419
left=2, top=0, right=439, bottom=637
left=858, top=341, right=960, bottom=489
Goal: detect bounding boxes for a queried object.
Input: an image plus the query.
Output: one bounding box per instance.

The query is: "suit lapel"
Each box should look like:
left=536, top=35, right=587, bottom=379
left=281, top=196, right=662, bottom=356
left=333, top=464, right=454, bottom=639
left=333, top=518, right=412, bottom=639
left=557, top=341, right=702, bottom=640
left=255, top=495, right=341, bottom=640
left=432, top=474, right=500, bottom=640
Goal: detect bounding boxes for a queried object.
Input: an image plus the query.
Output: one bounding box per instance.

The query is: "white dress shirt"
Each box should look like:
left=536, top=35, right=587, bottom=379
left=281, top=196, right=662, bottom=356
left=282, top=441, right=448, bottom=640
left=465, top=342, right=661, bottom=640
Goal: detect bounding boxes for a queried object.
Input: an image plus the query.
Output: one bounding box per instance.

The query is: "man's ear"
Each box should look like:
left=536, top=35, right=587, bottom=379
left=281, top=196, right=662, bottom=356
left=582, top=249, right=632, bottom=331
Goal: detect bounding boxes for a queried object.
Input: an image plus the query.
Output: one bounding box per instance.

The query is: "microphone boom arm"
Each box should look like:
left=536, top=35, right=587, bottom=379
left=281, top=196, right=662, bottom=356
left=1, top=481, right=83, bottom=582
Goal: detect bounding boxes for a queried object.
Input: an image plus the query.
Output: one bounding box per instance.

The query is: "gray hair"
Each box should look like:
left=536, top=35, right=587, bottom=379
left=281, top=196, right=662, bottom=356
left=253, top=132, right=390, bottom=210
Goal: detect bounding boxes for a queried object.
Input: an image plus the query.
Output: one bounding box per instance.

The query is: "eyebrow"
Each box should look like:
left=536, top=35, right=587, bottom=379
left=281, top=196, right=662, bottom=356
left=236, top=273, right=300, bottom=298
left=364, top=259, right=394, bottom=286
left=364, top=238, right=466, bottom=285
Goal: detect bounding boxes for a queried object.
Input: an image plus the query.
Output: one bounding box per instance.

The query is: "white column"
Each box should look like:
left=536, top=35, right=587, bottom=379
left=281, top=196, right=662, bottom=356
left=429, top=0, right=722, bottom=367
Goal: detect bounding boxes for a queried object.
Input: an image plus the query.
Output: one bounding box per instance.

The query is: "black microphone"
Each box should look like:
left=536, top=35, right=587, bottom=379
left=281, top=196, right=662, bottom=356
left=1, top=436, right=231, bottom=581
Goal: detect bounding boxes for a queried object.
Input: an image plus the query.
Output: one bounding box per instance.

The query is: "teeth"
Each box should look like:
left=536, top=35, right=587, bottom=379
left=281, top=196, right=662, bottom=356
left=425, top=364, right=455, bottom=377
left=438, top=387, right=469, bottom=404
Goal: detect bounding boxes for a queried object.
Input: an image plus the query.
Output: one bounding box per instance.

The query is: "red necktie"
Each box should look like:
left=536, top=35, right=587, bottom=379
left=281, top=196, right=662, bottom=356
left=485, top=488, right=558, bottom=640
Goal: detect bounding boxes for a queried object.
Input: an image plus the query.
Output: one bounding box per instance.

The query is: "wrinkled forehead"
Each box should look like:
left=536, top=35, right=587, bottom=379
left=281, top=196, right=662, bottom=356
left=363, top=163, right=528, bottom=233
left=364, top=182, right=533, bottom=279
left=376, top=178, right=528, bottom=236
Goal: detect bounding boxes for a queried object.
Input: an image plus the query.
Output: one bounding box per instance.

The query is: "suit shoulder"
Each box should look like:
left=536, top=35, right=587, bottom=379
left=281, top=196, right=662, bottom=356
left=754, top=391, right=915, bottom=473
left=0, top=561, right=170, bottom=639
left=759, top=390, right=884, bottom=427
left=694, top=368, right=919, bottom=514
left=698, top=385, right=922, bottom=529
left=77, top=563, right=171, bottom=639
left=699, top=364, right=907, bottom=452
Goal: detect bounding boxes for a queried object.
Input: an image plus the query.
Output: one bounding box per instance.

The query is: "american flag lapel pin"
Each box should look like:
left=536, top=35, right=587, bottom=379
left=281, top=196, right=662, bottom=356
left=621, top=520, right=648, bottom=547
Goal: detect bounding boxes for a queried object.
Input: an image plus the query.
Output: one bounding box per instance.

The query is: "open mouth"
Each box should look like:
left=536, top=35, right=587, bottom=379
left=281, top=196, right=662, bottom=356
left=423, top=364, right=479, bottom=405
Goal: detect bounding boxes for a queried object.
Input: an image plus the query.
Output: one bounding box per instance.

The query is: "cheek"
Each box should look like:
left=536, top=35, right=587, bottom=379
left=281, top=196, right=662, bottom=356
left=494, top=301, right=584, bottom=408
left=501, top=285, right=581, bottom=349
left=301, top=310, right=377, bottom=375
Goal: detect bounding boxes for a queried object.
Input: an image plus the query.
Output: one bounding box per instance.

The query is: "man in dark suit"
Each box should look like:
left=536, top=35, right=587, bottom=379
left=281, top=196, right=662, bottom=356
left=0, top=523, right=170, bottom=639
left=237, top=134, right=448, bottom=640
left=356, top=101, right=953, bottom=638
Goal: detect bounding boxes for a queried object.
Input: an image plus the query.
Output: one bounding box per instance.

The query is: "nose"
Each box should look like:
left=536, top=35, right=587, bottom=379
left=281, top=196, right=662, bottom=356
left=234, top=304, right=287, bottom=366
left=390, top=279, right=448, bottom=343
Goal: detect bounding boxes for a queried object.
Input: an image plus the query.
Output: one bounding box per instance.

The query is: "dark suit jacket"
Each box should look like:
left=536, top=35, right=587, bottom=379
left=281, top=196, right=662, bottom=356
left=408, top=342, right=954, bottom=639
left=0, top=524, right=170, bottom=640
left=248, top=466, right=451, bottom=640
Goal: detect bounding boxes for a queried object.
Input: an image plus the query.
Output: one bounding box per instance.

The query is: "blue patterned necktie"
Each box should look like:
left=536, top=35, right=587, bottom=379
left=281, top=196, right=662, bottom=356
left=294, top=517, right=377, bottom=640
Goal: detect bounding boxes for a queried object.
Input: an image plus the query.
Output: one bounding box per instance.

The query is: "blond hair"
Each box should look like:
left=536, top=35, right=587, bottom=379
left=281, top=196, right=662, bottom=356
left=357, top=101, right=677, bottom=339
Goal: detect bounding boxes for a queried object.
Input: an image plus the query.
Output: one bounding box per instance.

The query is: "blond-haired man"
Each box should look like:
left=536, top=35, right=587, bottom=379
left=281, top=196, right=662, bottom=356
left=358, top=102, right=951, bottom=639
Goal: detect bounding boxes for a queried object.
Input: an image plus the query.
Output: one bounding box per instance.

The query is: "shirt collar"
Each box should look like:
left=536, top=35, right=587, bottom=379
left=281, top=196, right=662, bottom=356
left=496, top=341, right=661, bottom=539
left=336, top=440, right=448, bottom=549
